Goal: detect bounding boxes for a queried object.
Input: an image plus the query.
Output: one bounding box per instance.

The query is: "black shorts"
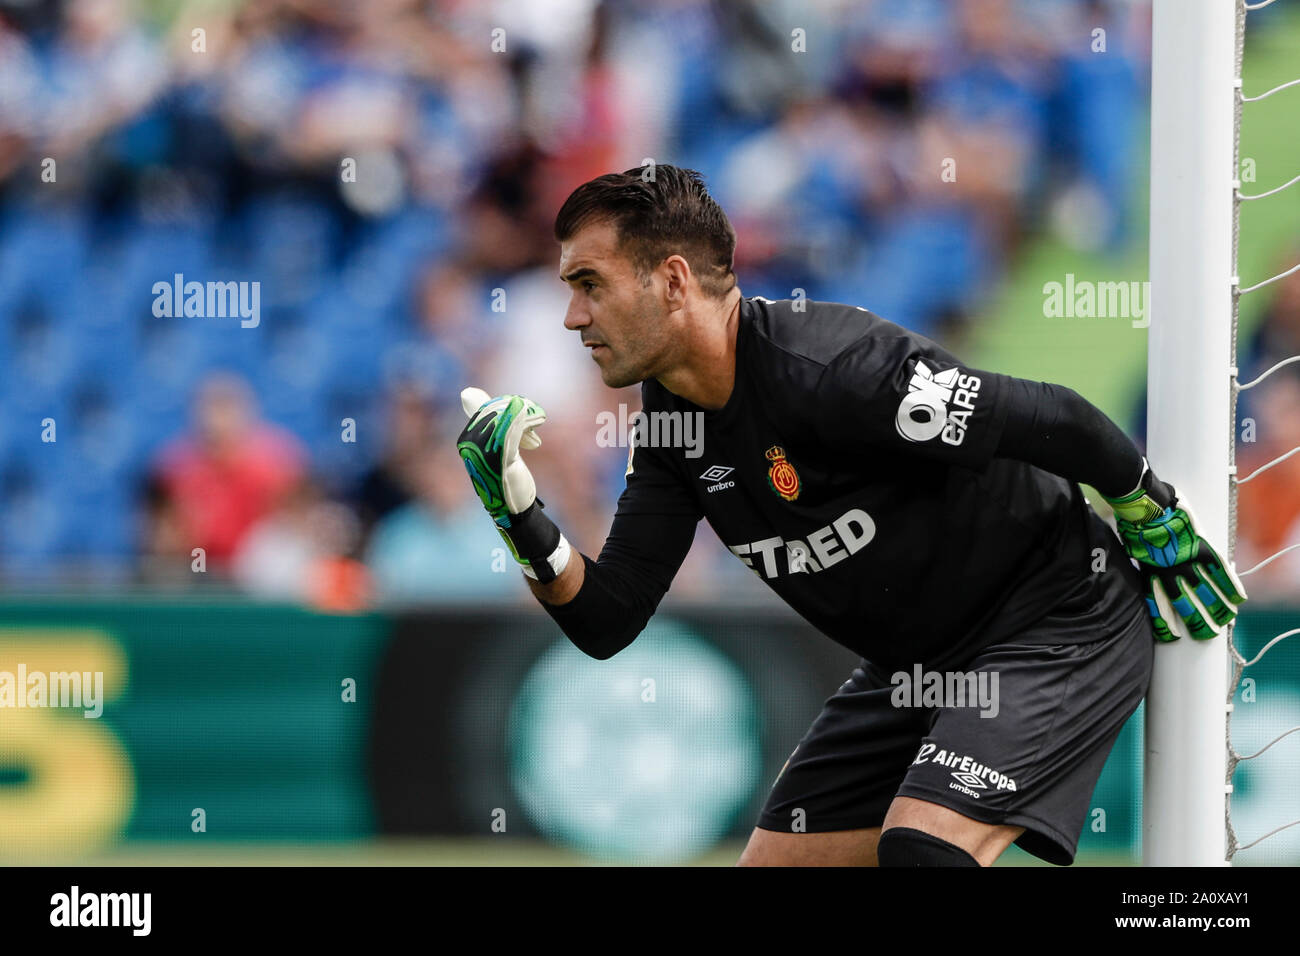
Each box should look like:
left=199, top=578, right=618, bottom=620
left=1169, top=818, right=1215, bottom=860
left=755, top=568, right=1154, bottom=865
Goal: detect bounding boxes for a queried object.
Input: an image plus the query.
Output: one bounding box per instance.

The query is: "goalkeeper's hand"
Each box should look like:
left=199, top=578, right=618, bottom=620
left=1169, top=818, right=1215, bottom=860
left=457, top=387, right=570, bottom=583
left=1101, top=459, right=1247, bottom=642
left=457, top=387, right=546, bottom=524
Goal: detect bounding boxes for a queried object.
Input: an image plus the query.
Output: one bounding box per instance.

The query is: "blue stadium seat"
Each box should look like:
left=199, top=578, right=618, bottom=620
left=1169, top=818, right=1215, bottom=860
left=0, top=454, right=74, bottom=563
left=134, top=315, right=210, bottom=407
left=70, top=488, right=136, bottom=558
left=117, top=223, right=216, bottom=291
left=0, top=206, right=92, bottom=311
left=242, top=194, right=340, bottom=308
left=339, top=206, right=449, bottom=316
left=837, top=205, right=993, bottom=335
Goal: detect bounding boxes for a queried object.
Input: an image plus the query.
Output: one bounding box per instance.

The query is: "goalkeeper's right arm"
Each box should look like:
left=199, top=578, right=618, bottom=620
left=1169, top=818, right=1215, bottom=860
left=457, top=387, right=694, bottom=659
left=523, top=549, right=584, bottom=604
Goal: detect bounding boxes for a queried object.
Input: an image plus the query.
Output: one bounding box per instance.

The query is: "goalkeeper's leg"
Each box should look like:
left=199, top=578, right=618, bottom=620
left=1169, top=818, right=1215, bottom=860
left=737, top=806, right=1023, bottom=866
left=739, top=659, right=1024, bottom=866
left=736, top=826, right=883, bottom=866
left=744, top=556, right=1152, bottom=866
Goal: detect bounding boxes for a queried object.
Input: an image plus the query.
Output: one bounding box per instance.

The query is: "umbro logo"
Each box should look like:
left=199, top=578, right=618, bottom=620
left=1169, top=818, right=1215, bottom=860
left=700, top=465, right=735, bottom=493
left=911, top=744, right=1018, bottom=793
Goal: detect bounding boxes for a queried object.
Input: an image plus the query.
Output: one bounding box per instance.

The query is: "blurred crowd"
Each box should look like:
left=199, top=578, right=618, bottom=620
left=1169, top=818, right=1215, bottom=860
left=1234, top=256, right=1300, bottom=602
left=0, top=0, right=1292, bottom=606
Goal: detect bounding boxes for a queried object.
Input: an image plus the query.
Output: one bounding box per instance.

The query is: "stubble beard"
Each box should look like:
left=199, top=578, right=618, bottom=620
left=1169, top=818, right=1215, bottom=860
left=599, top=291, right=669, bottom=389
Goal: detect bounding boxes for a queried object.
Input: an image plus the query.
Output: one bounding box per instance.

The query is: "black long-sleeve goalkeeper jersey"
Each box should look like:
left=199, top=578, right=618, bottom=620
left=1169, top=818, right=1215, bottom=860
left=543, top=296, right=1147, bottom=671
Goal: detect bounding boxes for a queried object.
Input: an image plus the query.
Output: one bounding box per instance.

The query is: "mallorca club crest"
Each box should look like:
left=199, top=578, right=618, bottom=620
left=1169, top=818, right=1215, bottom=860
left=765, top=445, right=800, bottom=502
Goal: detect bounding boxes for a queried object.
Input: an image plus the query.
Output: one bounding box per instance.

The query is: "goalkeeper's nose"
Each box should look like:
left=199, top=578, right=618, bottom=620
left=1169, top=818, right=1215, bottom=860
left=563, top=295, right=592, bottom=332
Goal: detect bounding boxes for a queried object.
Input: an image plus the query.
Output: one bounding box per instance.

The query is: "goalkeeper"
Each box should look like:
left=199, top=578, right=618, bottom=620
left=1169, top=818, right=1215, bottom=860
left=456, top=166, right=1247, bottom=867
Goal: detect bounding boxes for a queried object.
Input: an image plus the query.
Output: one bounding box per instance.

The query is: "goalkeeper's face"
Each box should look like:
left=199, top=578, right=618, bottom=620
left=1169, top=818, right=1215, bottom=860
left=560, top=222, right=685, bottom=389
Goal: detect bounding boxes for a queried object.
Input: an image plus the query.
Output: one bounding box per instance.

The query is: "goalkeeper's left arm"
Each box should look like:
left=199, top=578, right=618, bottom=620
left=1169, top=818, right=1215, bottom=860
left=992, top=378, right=1247, bottom=642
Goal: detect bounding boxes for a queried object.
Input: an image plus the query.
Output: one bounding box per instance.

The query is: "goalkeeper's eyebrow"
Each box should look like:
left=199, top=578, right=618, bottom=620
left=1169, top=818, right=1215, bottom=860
left=561, top=267, right=600, bottom=284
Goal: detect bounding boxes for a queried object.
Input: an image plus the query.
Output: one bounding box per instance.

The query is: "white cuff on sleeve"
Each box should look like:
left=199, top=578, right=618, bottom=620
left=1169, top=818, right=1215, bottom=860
left=521, top=534, right=572, bottom=581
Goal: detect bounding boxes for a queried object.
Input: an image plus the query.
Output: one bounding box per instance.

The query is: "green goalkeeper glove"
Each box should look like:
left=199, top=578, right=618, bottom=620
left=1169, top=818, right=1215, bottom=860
left=1101, top=459, right=1247, bottom=642
left=457, top=387, right=570, bottom=583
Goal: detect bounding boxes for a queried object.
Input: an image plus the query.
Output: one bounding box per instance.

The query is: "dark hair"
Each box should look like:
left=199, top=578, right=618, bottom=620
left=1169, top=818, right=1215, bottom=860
left=553, top=165, right=737, bottom=299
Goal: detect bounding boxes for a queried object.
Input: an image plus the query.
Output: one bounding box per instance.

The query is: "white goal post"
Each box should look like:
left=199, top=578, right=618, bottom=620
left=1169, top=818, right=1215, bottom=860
left=1144, top=0, right=1239, bottom=867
